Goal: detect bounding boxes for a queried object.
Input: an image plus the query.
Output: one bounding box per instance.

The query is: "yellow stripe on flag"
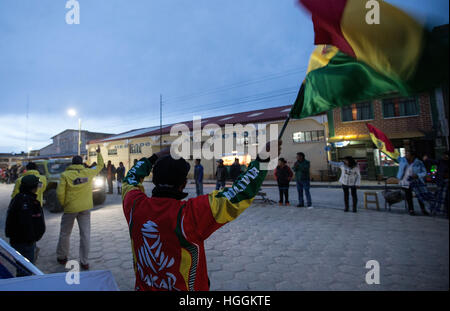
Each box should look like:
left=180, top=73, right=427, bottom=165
left=307, top=45, right=340, bottom=74
left=341, top=0, right=424, bottom=81
left=369, top=132, right=399, bottom=160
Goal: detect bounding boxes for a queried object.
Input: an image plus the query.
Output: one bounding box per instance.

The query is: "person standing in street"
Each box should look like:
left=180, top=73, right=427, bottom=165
left=292, top=152, right=312, bottom=208
left=116, top=162, right=126, bottom=194
left=396, top=151, right=431, bottom=216
left=55, top=146, right=104, bottom=270
left=5, top=175, right=46, bottom=275
left=215, top=159, right=228, bottom=190
left=194, top=159, right=204, bottom=196
left=12, top=162, right=47, bottom=207
left=106, top=161, right=116, bottom=194
left=274, top=158, right=293, bottom=206
left=329, top=156, right=361, bottom=212
left=229, top=158, right=242, bottom=182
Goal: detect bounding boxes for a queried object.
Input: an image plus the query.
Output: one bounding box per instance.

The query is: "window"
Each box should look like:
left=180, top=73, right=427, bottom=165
left=108, top=149, right=117, bottom=156
left=383, top=97, right=418, bottom=118
left=89, top=151, right=97, bottom=157
left=293, top=130, right=325, bottom=143
left=129, top=144, right=142, bottom=154
left=342, top=102, right=373, bottom=122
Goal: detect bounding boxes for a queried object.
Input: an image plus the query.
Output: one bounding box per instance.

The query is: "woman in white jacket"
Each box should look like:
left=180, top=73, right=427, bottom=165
left=329, top=156, right=361, bottom=212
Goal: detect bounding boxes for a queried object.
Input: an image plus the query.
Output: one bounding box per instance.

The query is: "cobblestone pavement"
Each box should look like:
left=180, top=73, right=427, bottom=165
left=0, top=183, right=448, bottom=291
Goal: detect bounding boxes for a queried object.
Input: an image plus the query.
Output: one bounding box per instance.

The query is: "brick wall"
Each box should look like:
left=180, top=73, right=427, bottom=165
left=333, top=94, right=434, bottom=137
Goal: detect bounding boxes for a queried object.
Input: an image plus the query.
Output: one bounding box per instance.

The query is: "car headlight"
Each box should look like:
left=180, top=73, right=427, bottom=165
left=93, top=177, right=104, bottom=187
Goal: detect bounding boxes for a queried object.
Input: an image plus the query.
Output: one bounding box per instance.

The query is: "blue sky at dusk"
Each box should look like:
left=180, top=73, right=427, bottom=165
left=0, top=0, right=448, bottom=152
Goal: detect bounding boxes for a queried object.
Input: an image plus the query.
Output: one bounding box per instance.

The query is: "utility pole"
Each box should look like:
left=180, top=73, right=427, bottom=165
left=78, top=118, right=81, bottom=156
left=160, top=94, right=162, bottom=151
left=26, top=94, right=29, bottom=158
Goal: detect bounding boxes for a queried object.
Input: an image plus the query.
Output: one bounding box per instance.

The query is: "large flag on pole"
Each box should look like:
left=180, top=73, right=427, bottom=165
left=290, top=0, right=448, bottom=119
left=366, top=123, right=399, bottom=160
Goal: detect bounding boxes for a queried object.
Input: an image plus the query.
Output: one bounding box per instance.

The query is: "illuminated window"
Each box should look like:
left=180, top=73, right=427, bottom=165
left=342, top=102, right=373, bottom=122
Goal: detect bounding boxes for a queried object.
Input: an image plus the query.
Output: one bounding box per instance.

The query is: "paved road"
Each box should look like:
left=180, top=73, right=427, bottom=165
left=0, top=183, right=448, bottom=291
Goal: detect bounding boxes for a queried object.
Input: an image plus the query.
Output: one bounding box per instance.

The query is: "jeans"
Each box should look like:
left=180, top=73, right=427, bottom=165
left=195, top=182, right=204, bottom=196
left=216, top=181, right=225, bottom=190
left=404, top=187, right=426, bottom=213
left=342, top=185, right=358, bottom=210
left=278, top=186, right=289, bottom=203
left=10, top=241, right=36, bottom=277
left=296, top=180, right=312, bottom=206
left=56, top=210, right=91, bottom=265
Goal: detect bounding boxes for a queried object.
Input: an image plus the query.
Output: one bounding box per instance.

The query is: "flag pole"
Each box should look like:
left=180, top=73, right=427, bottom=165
left=278, top=83, right=305, bottom=140
left=278, top=114, right=291, bottom=140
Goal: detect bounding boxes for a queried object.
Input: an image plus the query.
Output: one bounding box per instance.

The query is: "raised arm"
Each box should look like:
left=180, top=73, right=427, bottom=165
left=87, top=146, right=105, bottom=177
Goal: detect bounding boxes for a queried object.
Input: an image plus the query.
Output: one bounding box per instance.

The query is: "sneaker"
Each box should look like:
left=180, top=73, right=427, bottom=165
left=57, top=257, right=68, bottom=265
left=307, top=206, right=314, bottom=210
left=285, top=202, right=290, bottom=206
left=408, top=210, right=416, bottom=216
left=278, top=202, right=283, bottom=206
left=80, top=263, right=90, bottom=270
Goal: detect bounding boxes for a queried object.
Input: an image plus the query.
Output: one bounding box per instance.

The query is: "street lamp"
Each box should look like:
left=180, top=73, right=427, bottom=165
left=67, top=109, right=81, bottom=156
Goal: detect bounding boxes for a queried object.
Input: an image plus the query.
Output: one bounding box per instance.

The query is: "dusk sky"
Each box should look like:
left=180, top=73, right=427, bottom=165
left=1, top=0, right=448, bottom=153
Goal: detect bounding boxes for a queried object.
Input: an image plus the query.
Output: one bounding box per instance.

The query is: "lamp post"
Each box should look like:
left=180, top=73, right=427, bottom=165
left=68, top=109, right=81, bottom=156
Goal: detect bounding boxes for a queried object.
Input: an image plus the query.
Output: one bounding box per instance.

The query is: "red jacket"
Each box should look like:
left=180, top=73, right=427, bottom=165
left=122, top=157, right=267, bottom=291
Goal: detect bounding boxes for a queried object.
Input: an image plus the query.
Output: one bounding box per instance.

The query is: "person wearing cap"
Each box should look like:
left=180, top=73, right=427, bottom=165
left=55, top=146, right=104, bottom=270
left=5, top=175, right=46, bottom=274
left=11, top=162, right=47, bottom=207
left=215, top=159, right=228, bottom=190
left=122, top=141, right=280, bottom=291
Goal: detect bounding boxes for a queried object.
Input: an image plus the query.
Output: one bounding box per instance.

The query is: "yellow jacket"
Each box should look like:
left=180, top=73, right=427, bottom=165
left=57, top=153, right=104, bottom=214
left=12, top=170, right=47, bottom=206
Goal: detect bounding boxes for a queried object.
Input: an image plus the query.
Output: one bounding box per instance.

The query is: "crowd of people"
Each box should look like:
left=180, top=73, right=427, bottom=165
left=2, top=143, right=448, bottom=288
left=0, top=165, right=22, bottom=184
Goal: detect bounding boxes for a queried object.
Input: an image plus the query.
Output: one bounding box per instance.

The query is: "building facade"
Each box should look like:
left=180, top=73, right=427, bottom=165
left=40, top=129, right=113, bottom=158
left=87, top=105, right=329, bottom=181
left=327, top=92, right=441, bottom=180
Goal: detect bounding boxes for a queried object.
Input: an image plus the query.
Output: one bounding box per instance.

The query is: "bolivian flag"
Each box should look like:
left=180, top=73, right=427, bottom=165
left=366, top=123, right=399, bottom=160
left=290, top=0, right=448, bottom=119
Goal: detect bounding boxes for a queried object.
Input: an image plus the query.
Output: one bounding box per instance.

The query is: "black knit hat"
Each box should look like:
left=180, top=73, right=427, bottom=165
left=152, top=155, right=191, bottom=188
left=20, top=175, right=40, bottom=192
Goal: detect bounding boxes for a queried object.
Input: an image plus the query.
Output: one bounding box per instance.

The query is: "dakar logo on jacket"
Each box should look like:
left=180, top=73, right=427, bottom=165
left=73, top=177, right=89, bottom=185
left=136, top=219, right=179, bottom=290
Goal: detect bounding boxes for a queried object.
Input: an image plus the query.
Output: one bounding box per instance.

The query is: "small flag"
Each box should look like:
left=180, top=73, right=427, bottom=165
left=366, top=123, right=399, bottom=160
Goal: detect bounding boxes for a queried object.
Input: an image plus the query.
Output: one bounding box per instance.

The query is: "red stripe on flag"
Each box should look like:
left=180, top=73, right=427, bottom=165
left=366, top=123, right=396, bottom=153
left=299, top=0, right=356, bottom=57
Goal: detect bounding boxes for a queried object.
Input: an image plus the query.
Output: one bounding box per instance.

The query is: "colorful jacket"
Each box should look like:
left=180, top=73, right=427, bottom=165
left=12, top=170, right=47, bottom=206
left=274, top=165, right=293, bottom=187
left=122, top=156, right=267, bottom=291
left=56, top=153, right=104, bottom=213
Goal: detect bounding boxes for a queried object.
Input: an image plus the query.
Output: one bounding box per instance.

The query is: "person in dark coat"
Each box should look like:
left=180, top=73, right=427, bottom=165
left=5, top=175, right=46, bottom=275
left=215, top=159, right=228, bottom=190
left=229, top=158, right=242, bottom=182
left=116, top=162, right=126, bottom=194
left=106, top=161, right=116, bottom=194
left=274, top=158, right=293, bottom=206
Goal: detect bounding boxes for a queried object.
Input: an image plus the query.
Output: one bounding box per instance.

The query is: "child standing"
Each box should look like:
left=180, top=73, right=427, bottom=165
left=274, top=158, right=293, bottom=206
left=329, top=156, right=361, bottom=212
left=5, top=175, right=46, bottom=275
